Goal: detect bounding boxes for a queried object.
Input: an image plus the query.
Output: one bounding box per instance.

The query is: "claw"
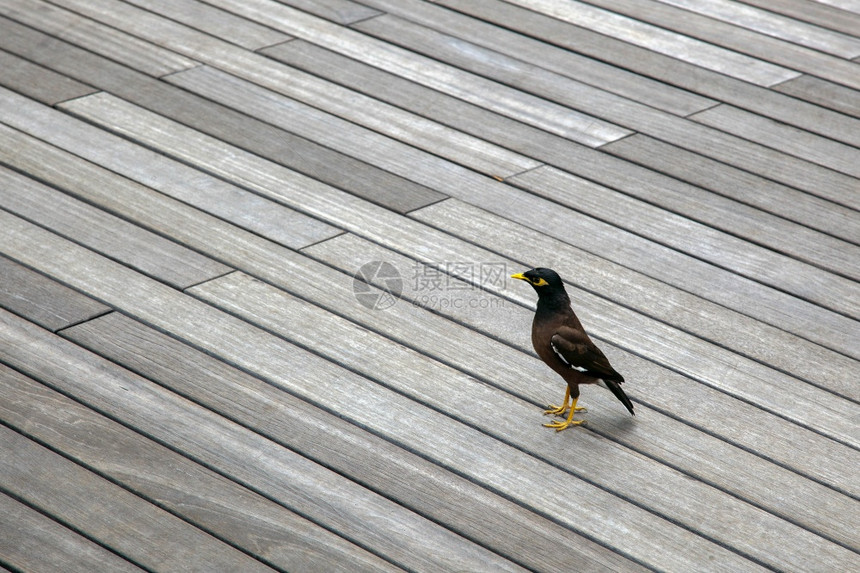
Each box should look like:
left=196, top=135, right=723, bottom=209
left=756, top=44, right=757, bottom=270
left=544, top=403, right=568, bottom=416
left=543, top=419, right=587, bottom=432
left=543, top=396, right=586, bottom=431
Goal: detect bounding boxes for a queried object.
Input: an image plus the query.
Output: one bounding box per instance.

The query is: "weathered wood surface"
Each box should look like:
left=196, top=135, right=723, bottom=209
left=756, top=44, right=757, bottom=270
left=1, top=0, right=858, bottom=571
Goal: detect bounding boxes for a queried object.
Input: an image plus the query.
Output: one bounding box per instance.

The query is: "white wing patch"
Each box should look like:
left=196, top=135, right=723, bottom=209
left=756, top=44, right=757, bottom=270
left=551, top=341, right=588, bottom=372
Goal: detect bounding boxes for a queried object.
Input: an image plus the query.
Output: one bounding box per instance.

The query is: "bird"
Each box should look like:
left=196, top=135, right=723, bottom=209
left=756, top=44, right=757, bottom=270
left=511, top=268, right=634, bottom=431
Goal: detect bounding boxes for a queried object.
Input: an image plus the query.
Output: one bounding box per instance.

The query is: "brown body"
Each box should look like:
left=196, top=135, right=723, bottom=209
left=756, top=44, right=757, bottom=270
left=513, top=268, right=633, bottom=430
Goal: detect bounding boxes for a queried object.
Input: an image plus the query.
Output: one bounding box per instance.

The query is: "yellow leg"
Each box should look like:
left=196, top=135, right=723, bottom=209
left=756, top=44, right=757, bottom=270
left=543, top=387, right=570, bottom=416
left=544, top=387, right=587, bottom=416
left=544, top=397, right=587, bottom=431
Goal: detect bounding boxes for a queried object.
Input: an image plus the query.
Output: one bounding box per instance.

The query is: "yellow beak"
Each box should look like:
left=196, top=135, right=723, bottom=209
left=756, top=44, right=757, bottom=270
left=510, top=273, right=528, bottom=281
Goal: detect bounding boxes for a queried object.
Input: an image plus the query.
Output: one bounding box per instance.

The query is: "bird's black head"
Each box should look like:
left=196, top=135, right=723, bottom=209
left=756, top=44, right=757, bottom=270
left=511, top=268, right=566, bottom=294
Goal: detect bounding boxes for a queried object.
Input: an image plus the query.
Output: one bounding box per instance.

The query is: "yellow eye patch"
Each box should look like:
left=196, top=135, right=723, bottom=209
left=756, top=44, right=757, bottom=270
left=531, top=277, right=549, bottom=287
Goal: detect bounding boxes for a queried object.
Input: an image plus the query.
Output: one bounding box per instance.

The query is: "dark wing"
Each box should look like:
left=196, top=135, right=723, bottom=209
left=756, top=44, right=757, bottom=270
left=550, top=327, right=623, bottom=382
left=551, top=328, right=634, bottom=415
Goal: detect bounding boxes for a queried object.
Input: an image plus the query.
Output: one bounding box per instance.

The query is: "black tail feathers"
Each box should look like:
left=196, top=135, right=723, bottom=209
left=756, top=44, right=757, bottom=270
left=605, top=379, right=635, bottom=416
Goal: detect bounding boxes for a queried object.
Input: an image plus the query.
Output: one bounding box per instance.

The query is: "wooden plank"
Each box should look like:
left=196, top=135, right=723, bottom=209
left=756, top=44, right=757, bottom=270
left=253, top=0, right=381, bottom=25
left=0, top=15, right=444, bottom=214
left=0, top=49, right=96, bottom=104
left=348, top=18, right=860, bottom=268
left=434, top=0, right=860, bottom=148
left=354, top=0, right=716, bottom=116
left=690, top=104, right=860, bottom=177
left=774, top=75, right=860, bottom=118
left=3, top=98, right=853, bottom=512
left=263, top=39, right=860, bottom=228
left=190, top=269, right=860, bottom=553
left=0, top=0, right=197, bottom=76
left=0, top=255, right=109, bottom=331
left=168, top=0, right=632, bottom=146
left=63, top=312, right=645, bottom=573
left=739, top=0, right=860, bottom=36
left=303, top=232, right=860, bottom=499
left=409, top=199, right=860, bottom=427
left=52, top=93, right=860, bottom=359
left=818, top=0, right=860, bottom=13
left=0, top=216, right=777, bottom=572
left=508, top=165, right=860, bottom=316
left=501, top=0, right=798, bottom=86
left=344, top=11, right=860, bottom=197
left=0, top=87, right=343, bottom=250
left=0, top=164, right=231, bottom=290
left=1, top=103, right=852, bottom=517
left=652, top=0, right=860, bottom=57
left=52, top=94, right=860, bottom=422
left=516, top=0, right=860, bottom=88
left=602, top=134, right=860, bottom=244
left=0, top=363, right=405, bottom=573
left=125, top=0, right=290, bottom=49
left=0, top=11, right=541, bottom=183
left=0, top=424, right=276, bottom=572
left=0, top=490, right=144, bottom=573
left=0, top=309, right=527, bottom=573
left=2, top=102, right=856, bottom=535
left=164, top=64, right=541, bottom=180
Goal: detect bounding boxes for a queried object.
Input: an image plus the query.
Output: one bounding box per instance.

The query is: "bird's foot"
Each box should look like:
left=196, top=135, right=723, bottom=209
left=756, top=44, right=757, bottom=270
left=543, top=418, right=586, bottom=432
left=543, top=404, right=587, bottom=416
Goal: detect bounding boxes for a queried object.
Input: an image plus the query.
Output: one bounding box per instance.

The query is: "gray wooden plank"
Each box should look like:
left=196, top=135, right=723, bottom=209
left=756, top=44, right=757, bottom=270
left=774, top=75, right=860, bottom=118
left=0, top=105, right=852, bottom=511
left=53, top=93, right=860, bottom=359
left=503, top=0, right=798, bottom=85
left=0, top=18, right=444, bottom=214
left=0, top=0, right=197, bottom=76
left=164, top=64, right=541, bottom=180
left=516, top=0, right=860, bottom=89
left=0, top=49, right=96, bottom=104
left=0, top=164, right=231, bottom=290
left=166, top=0, right=631, bottom=146
left=303, top=232, right=860, bottom=500
left=0, top=490, right=145, bottom=573
left=354, top=0, right=716, bottom=116
left=190, top=269, right=860, bottom=554
left=602, top=134, right=860, bottom=244
left=0, top=308, right=526, bottom=573
left=409, top=200, right=860, bottom=431
left=254, top=0, right=381, bottom=25
left=63, top=312, right=645, bottom=573
left=0, top=215, right=775, bottom=573
left=57, top=86, right=860, bottom=374
left=0, top=87, right=343, bottom=251
left=346, top=11, right=860, bottom=193
left=434, top=0, right=860, bottom=150
left=52, top=93, right=860, bottom=427
left=739, top=0, right=860, bottom=36
left=263, top=39, right=860, bottom=239
left=508, top=165, right=860, bottom=315
left=0, top=424, right=276, bottom=573
left=167, top=61, right=860, bottom=303
left=652, top=0, right=860, bottom=57
left=0, top=255, right=109, bottom=331
left=125, top=0, right=290, bottom=49
left=0, top=362, right=405, bottom=573
left=0, top=10, right=541, bottom=181
left=818, top=0, right=860, bottom=13
left=690, top=104, right=860, bottom=178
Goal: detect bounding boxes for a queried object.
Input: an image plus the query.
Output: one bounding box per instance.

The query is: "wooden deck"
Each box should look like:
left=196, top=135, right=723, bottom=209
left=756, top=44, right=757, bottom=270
left=0, top=0, right=858, bottom=571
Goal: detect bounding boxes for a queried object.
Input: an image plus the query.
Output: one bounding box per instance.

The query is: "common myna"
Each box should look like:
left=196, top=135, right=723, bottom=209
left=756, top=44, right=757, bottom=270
left=511, top=268, right=634, bottom=431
